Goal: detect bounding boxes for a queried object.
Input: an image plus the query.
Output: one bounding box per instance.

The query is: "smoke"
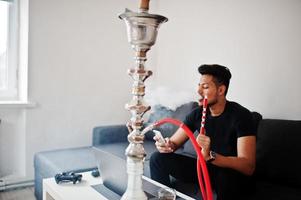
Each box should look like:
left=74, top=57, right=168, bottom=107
left=145, top=86, right=198, bottom=111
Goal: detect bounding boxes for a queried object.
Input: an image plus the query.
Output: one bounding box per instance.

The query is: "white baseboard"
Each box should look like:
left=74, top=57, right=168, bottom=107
left=0, top=175, right=34, bottom=191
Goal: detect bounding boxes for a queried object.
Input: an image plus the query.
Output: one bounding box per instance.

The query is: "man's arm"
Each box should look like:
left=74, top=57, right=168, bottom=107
left=212, top=135, right=256, bottom=176
left=199, top=135, right=256, bottom=176
left=169, top=128, right=189, bottom=150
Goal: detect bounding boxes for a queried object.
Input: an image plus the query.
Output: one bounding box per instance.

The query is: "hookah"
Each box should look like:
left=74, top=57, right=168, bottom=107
left=119, top=0, right=213, bottom=199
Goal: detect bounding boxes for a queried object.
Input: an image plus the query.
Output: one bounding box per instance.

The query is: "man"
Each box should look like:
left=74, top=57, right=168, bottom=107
left=150, top=64, right=256, bottom=200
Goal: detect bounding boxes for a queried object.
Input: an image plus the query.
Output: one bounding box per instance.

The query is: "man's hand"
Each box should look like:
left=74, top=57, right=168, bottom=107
left=153, top=135, right=175, bottom=153
left=196, top=134, right=211, bottom=160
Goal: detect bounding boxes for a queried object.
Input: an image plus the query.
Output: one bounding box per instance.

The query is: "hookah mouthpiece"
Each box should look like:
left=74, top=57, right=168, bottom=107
left=200, top=96, right=208, bottom=135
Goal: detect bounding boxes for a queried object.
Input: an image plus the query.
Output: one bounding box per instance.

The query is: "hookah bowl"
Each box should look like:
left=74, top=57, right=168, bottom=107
left=119, top=1, right=167, bottom=199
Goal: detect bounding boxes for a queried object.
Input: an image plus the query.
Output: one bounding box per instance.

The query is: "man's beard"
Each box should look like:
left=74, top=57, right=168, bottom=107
left=207, top=97, right=218, bottom=107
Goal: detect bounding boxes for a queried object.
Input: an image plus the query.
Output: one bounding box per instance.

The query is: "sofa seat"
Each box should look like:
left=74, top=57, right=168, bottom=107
left=34, top=146, right=97, bottom=200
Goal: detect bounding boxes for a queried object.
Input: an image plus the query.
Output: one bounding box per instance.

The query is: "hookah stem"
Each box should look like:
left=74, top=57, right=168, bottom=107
left=200, top=96, right=208, bottom=135
left=155, top=118, right=213, bottom=200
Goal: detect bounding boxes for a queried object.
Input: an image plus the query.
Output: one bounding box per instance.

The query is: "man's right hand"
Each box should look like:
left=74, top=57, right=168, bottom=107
left=153, top=136, right=175, bottom=153
left=196, top=133, right=211, bottom=160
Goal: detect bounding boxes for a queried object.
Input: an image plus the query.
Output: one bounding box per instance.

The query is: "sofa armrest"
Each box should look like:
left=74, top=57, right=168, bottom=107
left=92, top=125, right=129, bottom=146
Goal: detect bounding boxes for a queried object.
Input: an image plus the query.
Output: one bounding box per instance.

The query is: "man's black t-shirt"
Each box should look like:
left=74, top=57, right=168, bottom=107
left=184, top=101, right=256, bottom=156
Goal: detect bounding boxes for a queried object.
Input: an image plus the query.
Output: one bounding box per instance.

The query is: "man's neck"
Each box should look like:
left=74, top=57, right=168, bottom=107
left=209, top=98, right=227, bottom=117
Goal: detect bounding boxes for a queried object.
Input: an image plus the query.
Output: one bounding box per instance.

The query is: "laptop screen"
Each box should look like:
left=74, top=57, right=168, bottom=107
left=93, top=147, right=128, bottom=195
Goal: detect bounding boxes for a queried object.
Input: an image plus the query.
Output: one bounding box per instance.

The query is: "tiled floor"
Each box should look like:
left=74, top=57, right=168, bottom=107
left=0, top=187, right=36, bottom=200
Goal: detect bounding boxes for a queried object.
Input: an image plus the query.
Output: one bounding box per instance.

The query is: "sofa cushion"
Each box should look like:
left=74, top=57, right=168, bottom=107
left=34, top=146, right=97, bottom=176
left=92, top=125, right=128, bottom=146
left=145, top=102, right=198, bottom=140
left=255, top=119, right=301, bottom=188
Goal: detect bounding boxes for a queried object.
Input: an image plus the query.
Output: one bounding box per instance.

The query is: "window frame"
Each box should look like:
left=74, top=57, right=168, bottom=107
left=0, top=0, right=29, bottom=103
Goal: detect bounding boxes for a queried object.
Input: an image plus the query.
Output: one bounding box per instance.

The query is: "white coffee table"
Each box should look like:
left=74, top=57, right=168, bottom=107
left=43, top=172, right=104, bottom=200
left=43, top=171, right=195, bottom=200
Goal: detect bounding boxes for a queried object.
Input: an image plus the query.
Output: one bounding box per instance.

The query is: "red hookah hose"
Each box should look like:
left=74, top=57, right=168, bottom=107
left=197, top=157, right=207, bottom=200
left=154, top=118, right=213, bottom=200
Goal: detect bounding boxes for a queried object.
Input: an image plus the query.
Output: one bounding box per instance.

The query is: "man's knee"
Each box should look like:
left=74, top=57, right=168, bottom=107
left=149, top=151, right=169, bottom=163
left=150, top=152, right=177, bottom=174
left=150, top=151, right=159, bottom=166
left=150, top=151, right=168, bottom=168
left=150, top=151, right=161, bottom=161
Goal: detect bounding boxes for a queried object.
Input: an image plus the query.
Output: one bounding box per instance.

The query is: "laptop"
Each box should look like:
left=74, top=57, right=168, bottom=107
left=92, top=147, right=195, bottom=200
left=92, top=147, right=159, bottom=199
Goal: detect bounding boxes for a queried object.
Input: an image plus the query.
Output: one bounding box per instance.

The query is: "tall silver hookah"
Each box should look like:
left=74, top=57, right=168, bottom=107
left=119, top=0, right=167, bottom=199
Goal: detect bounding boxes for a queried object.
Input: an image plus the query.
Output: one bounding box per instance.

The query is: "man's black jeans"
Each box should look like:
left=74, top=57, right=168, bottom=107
left=150, top=151, right=255, bottom=200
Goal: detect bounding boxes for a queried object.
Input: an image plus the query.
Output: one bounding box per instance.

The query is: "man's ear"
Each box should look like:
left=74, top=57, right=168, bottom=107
left=218, top=85, right=226, bottom=96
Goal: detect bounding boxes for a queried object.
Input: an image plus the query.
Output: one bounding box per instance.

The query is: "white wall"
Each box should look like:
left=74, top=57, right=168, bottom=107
left=156, top=0, right=301, bottom=120
left=0, top=0, right=159, bottom=179
left=1, top=0, right=301, bottom=180
left=0, top=109, right=26, bottom=178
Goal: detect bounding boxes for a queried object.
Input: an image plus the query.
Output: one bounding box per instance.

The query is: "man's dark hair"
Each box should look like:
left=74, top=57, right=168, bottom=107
left=198, top=64, right=232, bottom=95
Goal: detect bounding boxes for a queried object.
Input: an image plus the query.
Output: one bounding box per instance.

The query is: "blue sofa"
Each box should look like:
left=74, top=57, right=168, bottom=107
left=34, top=102, right=301, bottom=200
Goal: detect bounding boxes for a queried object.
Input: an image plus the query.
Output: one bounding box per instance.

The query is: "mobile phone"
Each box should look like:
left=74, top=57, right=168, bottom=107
left=153, top=130, right=166, bottom=144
